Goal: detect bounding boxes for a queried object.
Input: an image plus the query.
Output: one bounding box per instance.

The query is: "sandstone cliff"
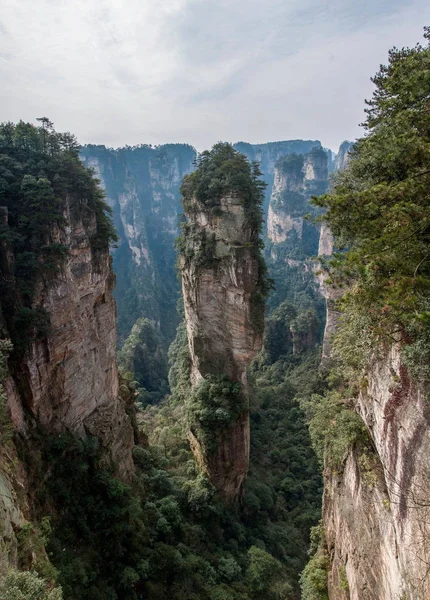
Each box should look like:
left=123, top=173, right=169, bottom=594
left=324, top=346, right=430, bottom=600
left=267, top=148, right=328, bottom=249
left=80, top=144, right=196, bottom=343
left=316, top=141, right=353, bottom=366
left=0, top=184, right=135, bottom=571
left=179, top=145, right=266, bottom=502
left=234, top=139, right=323, bottom=210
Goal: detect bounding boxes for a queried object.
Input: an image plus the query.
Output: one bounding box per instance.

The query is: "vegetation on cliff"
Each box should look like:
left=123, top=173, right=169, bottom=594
left=314, top=27, right=430, bottom=384
left=0, top=119, right=116, bottom=353
left=118, top=318, right=169, bottom=405
left=300, top=26, right=430, bottom=600
left=0, top=126, right=323, bottom=599
left=80, top=143, right=196, bottom=345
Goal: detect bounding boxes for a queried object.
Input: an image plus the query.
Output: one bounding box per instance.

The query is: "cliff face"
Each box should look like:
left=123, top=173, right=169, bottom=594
left=179, top=145, right=266, bottom=502
left=0, top=195, right=135, bottom=570
left=317, top=225, right=342, bottom=366
left=334, top=140, right=354, bottom=171
left=317, top=141, right=353, bottom=365
left=80, top=144, right=196, bottom=343
left=324, top=346, right=430, bottom=600
left=234, top=140, right=323, bottom=209
left=16, top=203, right=134, bottom=477
left=267, top=148, right=328, bottom=248
left=181, top=194, right=263, bottom=386
left=181, top=192, right=263, bottom=501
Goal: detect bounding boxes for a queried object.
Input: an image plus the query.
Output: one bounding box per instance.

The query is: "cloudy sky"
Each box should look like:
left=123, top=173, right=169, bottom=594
left=1, top=0, right=429, bottom=151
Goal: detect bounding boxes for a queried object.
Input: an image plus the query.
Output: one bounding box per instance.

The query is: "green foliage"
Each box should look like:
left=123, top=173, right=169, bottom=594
left=300, top=524, right=329, bottom=600
left=0, top=339, right=13, bottom=443
left=168, top=321, right=192, bottom=405
left=176, top=223, right=218, bottom=269
left=178, top=143, right=271, bottom=334
left=16, top=518, right=59, bottom=583
left=0, top=570, right=63, bottom=600
left=301, top=390, right=369, bottom=468
left=118, top=317, right=169, bottom=405
left=180, top=143, right=266, bottom=233
left=0, top=120, right=117, bottom=354
left=245, top=546, right=283, bottom=597
left=187, top=375, right=246, bottom=454
left=313, top=28, right=430, bottom=378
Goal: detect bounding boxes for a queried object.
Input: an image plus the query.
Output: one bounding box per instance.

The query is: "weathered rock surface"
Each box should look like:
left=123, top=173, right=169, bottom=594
left=334, top=140, right=354, bottom=172
left=12, top=203, right=135, bottom=478
left=181, top=193, right=264, bottom=502
left=316, top=225, right=342, bottom=366
left=316, top=141, right=353, bottom=366
left=81, top=144, right=196, bottom=343
left=0, top=194, right=135, bottom=570
left=267, top=148, right=328, bottom=246
left=234, top=140, right=324, bottom=209
left=324, top=346, right=430, bottom=600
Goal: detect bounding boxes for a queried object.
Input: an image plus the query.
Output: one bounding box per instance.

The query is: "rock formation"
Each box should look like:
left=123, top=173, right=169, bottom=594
left=267, top=148, right=328, bottom=248
left=179, top=145, right=266, bottom=502
left=324, top=345, right=430, bottom=600
left=0, top=185, right=135, bottom=570
left=80, top=144, right=196, bottom=343
left=334, top=140, right=354, bottom=171
left=317, top=141, right=353, bottom=366
left=234, top=139, right=324, bottom=209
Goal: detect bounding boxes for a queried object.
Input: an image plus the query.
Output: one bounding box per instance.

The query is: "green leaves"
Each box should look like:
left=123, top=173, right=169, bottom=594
left=315, top=27, right=430, bottom=372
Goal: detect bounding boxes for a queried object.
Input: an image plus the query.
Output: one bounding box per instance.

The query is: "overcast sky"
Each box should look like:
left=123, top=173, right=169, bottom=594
left=1, top=0, right=429, bottom=152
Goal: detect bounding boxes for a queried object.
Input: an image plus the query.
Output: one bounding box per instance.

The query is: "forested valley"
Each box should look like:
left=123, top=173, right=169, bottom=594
left=0, top=27, right=430, bottom=600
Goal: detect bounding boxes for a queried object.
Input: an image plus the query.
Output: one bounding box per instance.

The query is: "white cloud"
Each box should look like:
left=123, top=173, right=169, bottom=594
left=0, top=0, right=429, bottom=151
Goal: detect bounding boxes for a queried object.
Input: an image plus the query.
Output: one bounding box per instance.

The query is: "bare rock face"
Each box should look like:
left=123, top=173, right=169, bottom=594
left=324, top=346, right=430, bottom=600
left=182, top=194, right=263, bottom=385
left=181, top=190, right=264, bottom=502
left=267, top=148, right=328, bottom=245
left=316, top=142, right=353, bottom=367
left=4, top=201, right=135, bottom=480
left=316, top=225, right=342, bottom=366
left=334, top=141, right=354, bottom=172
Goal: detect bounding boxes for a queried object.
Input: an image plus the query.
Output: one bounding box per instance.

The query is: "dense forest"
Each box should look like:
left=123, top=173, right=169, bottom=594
left=0, top=121, right=323, bottom=599
left=1, top=26, right=430, bottom=600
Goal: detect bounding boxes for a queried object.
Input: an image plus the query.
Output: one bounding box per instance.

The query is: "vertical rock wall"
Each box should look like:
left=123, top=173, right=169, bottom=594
left=0, top=195, right=135, bottom=570
left=324, top=346, right=430, bottom=600
left=181, top=193, right=264, bottom=502
left=267, top=148, right=328, bottom=247
left=80, top=144, right=196, bottom=343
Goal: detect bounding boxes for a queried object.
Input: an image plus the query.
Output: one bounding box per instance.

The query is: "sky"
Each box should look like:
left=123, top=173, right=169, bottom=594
left=1, top=0, right=429, bottom=152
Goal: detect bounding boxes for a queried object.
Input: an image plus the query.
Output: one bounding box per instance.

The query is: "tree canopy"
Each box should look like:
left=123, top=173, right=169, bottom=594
left=314, top=27, right=430, bottom=376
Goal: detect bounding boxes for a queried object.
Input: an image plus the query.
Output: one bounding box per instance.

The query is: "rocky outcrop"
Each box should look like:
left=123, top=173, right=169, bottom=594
left=334, top=141, right=354, bottom=171
left=80, top=144, right=196, bottom=343
left=180, top=188, right=264, bottom=502
left=267, top=148, right=328, bottom=252
left=9, top=202, right=135, bottom=478
left=0, top=192, right=136, bottom=571
left=317, top=225, right=342, bottom=366
left=234, top=140, right=324, bottom=209
left=324, top=347, right=430, bottom=600
left=316, top=142, right=353, bottom=366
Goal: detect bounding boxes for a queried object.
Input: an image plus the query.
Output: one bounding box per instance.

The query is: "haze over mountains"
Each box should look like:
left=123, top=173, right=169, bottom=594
left=80, top=138, right=349, bottom=345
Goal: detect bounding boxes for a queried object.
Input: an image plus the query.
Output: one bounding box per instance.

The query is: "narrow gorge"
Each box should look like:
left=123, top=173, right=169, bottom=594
left=1, top=28, right=430, bottom=600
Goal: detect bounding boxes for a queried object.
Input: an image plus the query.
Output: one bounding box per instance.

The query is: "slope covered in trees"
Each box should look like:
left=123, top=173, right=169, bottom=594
left=301, top=27, right=430, bottom=600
